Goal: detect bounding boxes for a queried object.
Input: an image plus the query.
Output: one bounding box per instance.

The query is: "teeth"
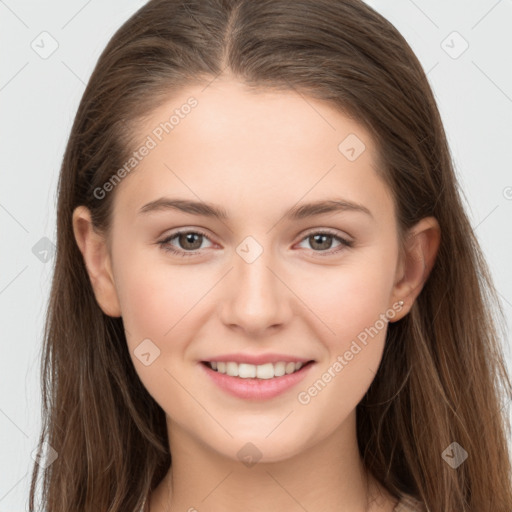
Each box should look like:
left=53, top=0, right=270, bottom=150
left=208, top=361, right=306, bottom=379
left=225, top=362, right=238, bottom=376
left=239, top=363, right=256, bottom=378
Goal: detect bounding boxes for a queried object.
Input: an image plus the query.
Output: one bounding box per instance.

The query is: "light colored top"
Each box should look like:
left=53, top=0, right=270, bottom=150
left=393, top=493, right=425, bottom=511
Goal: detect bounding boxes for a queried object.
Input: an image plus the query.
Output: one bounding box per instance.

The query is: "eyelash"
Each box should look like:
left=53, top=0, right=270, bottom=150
left=157, top=228, right=354, bottom=258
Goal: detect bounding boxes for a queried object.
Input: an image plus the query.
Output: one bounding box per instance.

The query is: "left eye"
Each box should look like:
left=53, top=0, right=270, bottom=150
left=296, top=231, right=353, bottom=254
left=158, top=229, right=353, bottom=257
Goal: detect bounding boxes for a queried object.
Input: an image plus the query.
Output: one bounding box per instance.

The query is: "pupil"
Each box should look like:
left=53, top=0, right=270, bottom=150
left=311, top=234, right=331, bottom=250
left=181, top=233, right=202, bottom=250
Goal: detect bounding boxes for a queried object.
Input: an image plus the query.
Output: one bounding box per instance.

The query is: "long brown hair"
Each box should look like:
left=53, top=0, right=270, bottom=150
left=29, top=0, right=512, bottom=510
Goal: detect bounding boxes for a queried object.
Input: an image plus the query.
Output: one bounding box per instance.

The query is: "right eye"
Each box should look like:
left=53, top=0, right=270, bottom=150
left=158, top=229, right=214, bottom=256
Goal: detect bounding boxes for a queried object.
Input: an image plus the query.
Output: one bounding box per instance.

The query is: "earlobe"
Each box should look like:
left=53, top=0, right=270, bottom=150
left=389, top=216, right=441, bottom=322
left=72, top=206, right=122, bottom=317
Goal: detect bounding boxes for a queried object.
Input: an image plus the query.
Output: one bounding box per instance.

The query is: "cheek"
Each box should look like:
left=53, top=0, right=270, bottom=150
left=114, top=254, right=212, bottom=414
left=291, top=253, right=396, bottom=428
left=114, top=248, right=211, bottom=342
left=297, top=255, right=396, bottom=346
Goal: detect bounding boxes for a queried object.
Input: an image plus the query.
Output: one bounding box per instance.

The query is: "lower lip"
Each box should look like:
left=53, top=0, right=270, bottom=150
left=199, top=361, right=315, bottom=400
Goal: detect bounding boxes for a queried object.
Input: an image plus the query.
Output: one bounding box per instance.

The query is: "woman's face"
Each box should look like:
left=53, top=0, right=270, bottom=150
left=98, top=78, right=409, bottom=462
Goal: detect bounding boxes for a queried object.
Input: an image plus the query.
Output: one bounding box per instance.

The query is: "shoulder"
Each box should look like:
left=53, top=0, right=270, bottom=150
left=393, top=493, right=426, bottom=512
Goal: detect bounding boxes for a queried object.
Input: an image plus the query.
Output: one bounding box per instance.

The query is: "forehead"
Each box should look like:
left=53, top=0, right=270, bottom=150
left=141, top=78, right=375, bottom=161
left=112, top=78, right=393, bottom=226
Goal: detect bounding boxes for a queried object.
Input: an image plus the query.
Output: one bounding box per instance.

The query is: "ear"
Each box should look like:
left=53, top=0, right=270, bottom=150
left=72, top=206, right=122, bottom=317
left=388, top=216, right=441, bottom=322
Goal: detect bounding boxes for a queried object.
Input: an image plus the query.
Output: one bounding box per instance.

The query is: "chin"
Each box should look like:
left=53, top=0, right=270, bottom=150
left=215, top=432, right=310, bottom=465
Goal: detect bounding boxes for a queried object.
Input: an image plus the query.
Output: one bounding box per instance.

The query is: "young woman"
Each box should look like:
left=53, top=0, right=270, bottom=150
left=29, top=1, right=512, bottom=511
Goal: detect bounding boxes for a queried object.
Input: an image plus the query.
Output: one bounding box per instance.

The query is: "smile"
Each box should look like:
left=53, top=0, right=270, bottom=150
left=199, top=360, right=316, bottom=400
left=204, top=360, right=309, bottom=379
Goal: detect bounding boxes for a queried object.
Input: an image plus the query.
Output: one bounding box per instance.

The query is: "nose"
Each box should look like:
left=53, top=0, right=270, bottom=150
left=219, top=247, right=292, bottom=337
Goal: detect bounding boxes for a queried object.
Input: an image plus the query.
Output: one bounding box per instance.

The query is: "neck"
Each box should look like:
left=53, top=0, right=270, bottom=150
left=149, top=411, right=397, bottom=512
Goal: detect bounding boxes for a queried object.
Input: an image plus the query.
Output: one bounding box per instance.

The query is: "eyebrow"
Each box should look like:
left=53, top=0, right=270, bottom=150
left=138, top=197, right=373, bottom=220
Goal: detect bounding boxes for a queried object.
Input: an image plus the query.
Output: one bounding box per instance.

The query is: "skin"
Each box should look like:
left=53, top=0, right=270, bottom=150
left=73, top=77, right=440, bottom=512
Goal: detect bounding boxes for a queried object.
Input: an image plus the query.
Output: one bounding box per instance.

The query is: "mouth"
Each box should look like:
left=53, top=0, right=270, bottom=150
left=201, top=360, right=315, bottom=379
left=199, top=359, right=316, bottom=400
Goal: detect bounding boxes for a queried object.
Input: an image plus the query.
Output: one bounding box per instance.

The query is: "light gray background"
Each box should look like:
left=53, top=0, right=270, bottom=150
left=1, top=1, right=511, bottom=510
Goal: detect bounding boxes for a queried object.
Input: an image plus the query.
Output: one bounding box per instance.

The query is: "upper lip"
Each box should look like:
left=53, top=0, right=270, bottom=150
left=201, top=353, right=315, bottom=365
